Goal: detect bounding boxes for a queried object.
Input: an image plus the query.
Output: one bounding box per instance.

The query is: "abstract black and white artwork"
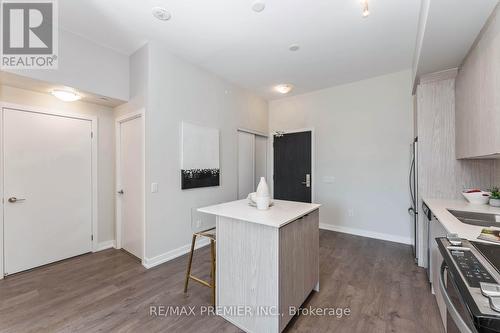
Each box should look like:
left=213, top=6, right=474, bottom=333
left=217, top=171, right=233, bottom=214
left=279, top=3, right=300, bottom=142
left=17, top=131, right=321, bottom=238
left=181, top=122, right=220, bottom=190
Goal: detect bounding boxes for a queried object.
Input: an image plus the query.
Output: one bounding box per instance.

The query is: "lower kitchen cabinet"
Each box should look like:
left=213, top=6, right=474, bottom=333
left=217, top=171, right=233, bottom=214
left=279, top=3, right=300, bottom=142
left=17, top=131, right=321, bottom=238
left=429, top=216, right=448, bottom=330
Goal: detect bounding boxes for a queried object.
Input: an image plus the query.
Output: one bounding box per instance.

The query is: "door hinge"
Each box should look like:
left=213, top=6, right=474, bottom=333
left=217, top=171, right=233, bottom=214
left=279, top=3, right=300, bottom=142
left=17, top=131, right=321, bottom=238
left=91, top=235, right=94, bottom=241
left=91, top=131, right=94, bottom=139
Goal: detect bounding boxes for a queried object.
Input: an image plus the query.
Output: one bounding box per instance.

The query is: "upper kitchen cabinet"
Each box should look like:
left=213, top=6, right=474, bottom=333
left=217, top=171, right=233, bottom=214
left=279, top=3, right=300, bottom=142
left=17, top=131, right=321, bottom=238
left=455, top=7, right=500, bottom=159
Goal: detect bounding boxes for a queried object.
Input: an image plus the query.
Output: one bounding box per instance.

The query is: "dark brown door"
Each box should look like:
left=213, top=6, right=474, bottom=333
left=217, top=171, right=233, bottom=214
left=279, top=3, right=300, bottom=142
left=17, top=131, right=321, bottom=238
left=273, top=131, right=312, bottom=203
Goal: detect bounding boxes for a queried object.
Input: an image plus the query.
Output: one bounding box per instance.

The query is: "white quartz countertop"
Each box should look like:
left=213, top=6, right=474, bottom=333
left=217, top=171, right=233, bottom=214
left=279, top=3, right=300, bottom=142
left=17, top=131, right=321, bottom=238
left=423, top=198, right=500, bottom=243
left=198, top=199, right=321, bottom=228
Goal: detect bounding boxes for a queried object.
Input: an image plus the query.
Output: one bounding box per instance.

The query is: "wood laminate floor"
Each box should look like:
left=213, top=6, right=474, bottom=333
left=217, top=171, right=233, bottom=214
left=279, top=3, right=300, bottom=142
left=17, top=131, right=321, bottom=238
left=0, top=231, right=444, bottom=333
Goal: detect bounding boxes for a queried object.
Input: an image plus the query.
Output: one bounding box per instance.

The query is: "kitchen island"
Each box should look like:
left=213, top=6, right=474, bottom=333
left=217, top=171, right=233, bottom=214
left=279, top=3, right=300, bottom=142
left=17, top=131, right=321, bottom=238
left=198, top=199, right=321, bottom=333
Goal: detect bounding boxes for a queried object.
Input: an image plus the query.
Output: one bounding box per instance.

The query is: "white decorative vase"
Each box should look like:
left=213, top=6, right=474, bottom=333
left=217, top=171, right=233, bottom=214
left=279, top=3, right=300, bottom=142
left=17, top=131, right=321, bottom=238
left=255, top=177, right=270, bottom=210
left=256, top=177, right=270, bottom=198
left=490, top=198, right=500, bottom=207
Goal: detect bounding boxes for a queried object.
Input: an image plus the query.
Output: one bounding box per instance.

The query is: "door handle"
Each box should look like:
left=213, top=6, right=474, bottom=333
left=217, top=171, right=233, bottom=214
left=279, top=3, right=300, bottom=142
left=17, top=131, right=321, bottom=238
left=117, top=190, right=124, bottom=195
left=8, top=197, right=26, bottom=203
left=301, top=174, right=311, bottom=188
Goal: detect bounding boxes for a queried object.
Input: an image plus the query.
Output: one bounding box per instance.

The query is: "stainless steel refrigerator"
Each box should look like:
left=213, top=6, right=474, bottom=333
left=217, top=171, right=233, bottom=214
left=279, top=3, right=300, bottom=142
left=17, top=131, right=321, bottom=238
left=408, top=137, right=418, bottom=262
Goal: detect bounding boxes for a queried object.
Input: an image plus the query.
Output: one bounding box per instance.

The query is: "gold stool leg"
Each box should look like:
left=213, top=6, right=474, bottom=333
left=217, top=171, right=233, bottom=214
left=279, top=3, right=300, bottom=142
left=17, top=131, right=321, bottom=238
left=184, top=234, right=197, bottom=293
left=210, top=239, right=216, bottom=306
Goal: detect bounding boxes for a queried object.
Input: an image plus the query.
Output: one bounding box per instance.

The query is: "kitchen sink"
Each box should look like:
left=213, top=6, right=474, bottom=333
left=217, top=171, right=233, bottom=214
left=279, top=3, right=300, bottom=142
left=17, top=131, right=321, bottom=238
left=448, top=209, right=500, bottom=227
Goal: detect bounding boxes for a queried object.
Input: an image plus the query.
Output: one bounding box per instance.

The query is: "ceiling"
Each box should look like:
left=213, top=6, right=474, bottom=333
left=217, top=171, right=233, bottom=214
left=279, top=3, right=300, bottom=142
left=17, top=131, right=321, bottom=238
left=59, top=0, right=421, bottom=100
left=415, top=0, right=498, bottom=77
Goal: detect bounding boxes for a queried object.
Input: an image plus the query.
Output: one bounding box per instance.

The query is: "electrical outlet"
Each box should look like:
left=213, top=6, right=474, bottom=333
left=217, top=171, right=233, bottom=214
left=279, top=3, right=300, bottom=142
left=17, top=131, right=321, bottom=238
left=348, top=209, right=354, bottom=217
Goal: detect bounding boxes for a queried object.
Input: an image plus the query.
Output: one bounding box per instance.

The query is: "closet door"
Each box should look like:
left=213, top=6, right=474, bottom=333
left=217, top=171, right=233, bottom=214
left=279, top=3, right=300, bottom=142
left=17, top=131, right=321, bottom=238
left=254, top=135, right=267, bottom=189
left=238, top=131, right=268, bottom=199
left=238, top=131, right=255, bottom=199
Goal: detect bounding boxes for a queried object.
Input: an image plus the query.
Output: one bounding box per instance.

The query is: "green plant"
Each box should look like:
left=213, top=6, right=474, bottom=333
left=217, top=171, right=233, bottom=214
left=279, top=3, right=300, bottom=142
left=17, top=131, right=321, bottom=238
left=490, top=187, right=500, bottom=200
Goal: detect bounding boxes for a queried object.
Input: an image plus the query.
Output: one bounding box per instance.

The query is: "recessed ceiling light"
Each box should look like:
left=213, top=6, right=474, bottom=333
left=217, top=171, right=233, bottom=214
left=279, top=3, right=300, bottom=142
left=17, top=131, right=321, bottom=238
left=152, top=7, right=172, bottom=21
left=275, top=84, right=294, bottom=94
left=289, top=44, right=300, bottom=52
left=252, top=2, right=266, bottom=13
left=51, top=89, right=81, bottom=102
left=361, top=0, right=369, bottom=17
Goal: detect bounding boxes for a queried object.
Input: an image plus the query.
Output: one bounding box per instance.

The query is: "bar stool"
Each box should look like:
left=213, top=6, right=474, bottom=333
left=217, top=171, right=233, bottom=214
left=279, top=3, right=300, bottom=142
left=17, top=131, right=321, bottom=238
left=184, top=208, right=216, bottom=305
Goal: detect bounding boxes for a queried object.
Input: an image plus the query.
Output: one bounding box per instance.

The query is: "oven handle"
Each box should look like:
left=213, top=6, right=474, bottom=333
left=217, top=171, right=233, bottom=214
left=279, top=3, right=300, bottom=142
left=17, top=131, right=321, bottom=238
left=439, top=262, right=475, bottom=333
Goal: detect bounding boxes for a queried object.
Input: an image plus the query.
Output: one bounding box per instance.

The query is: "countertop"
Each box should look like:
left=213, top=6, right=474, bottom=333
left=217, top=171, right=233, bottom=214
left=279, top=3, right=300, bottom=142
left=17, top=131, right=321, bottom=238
left=198, top=199, right=321, bottom=228
left=423, top=198, right=500, bottom=242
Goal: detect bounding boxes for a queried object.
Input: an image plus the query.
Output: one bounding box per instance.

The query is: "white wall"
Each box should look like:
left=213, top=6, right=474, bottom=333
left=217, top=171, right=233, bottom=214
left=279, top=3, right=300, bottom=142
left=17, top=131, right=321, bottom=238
left=269, top=70, right=413, bottom=244
left=114, top=45, right=149, bottom=119
left=144, top=41, right=268, bottom=263
left=6, top=29, right=129, bottom=101
left=0, top=85, right=116, bottom=244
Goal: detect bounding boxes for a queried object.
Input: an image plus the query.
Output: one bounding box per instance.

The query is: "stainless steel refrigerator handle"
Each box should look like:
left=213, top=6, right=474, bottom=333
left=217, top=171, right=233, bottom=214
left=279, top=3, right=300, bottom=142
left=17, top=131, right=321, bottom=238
left=439, top=262, right=475, bottom=333
left=409, top=155, right=415, bottom=205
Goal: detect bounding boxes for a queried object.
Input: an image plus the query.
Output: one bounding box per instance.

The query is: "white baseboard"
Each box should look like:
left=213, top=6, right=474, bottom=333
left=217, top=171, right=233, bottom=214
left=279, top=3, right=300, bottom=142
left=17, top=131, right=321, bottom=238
left=143, top=238, right=210, bottom=269
left=95, top=240, right=116, bottom=252
left=319, top=223, right=412, bottom=245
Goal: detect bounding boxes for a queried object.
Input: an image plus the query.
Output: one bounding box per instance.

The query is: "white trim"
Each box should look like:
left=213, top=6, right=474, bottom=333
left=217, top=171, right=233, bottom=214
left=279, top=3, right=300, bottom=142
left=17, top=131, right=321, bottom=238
left=269, top=127, right=316, bottom=203
left=95, top=240, right=116, bottom=252
left=237, top=128, right=268, bottom=138
left=0, top=101, right=99, bottom=278
left=143, top=237, right=210, bottom=269
left=115, top=111, right=145, bottom=263
left=319, top=223, right=412, bottom=245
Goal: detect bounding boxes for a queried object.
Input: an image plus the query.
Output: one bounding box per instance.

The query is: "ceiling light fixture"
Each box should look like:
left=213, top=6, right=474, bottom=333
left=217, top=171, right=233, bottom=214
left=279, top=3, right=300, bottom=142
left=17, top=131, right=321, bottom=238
left=361, top=0, right=369, bottom=17
left=51, top=89, right=81, bottom=102
left=275, top=84, right=294, bottom=94
left=252, top=2, right=266, bottom=13
left=152, top=7, right=172, bottom=21
left=289, top=44, right=300, bottom=52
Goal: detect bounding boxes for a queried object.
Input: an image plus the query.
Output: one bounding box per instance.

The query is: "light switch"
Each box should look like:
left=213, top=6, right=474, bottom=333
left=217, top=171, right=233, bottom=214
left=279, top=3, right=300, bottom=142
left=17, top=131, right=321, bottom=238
left=151, top=183, right=158, bottom=193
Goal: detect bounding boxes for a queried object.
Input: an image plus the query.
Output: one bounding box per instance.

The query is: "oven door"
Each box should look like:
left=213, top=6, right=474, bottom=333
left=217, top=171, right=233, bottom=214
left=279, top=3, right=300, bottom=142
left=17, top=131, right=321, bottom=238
left=439, top=262, right=478, bottom=333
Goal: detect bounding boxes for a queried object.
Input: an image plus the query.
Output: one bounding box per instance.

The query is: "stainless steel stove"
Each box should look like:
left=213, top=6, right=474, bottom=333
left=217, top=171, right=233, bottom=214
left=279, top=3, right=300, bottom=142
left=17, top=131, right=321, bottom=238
left=437, top=237, right=500, bottom=333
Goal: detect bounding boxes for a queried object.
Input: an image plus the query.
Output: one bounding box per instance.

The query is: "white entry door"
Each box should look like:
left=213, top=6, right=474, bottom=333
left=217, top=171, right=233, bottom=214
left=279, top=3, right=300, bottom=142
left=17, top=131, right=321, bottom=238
left=3, top=108, right=93, bottom=275
left=117, top=115, right=143, bottom=259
